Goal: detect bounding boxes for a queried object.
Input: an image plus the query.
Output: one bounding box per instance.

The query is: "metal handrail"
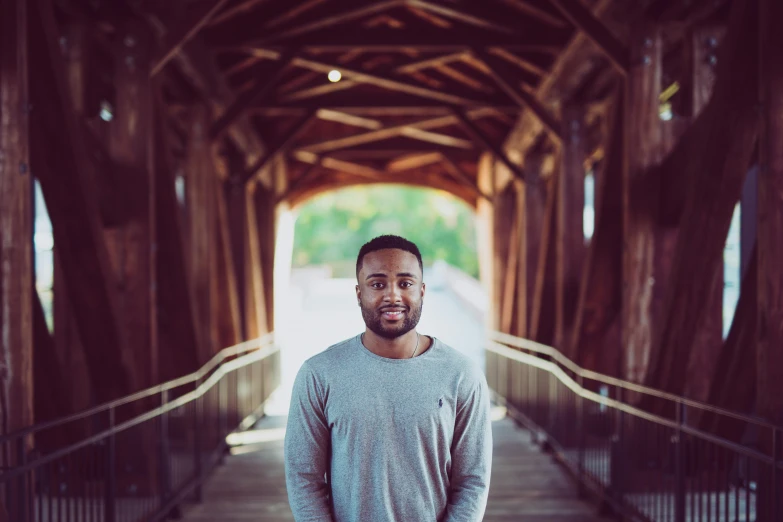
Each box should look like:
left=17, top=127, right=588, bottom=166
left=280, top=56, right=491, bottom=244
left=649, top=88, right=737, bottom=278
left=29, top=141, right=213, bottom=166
left=0, top=332, right=275, bottom=443
left=490, top=330, right=776, bottom=429
left=0, top=334, right=281, bottom=522
left=487, top=331, right=782, bottom=522
left=0, top=342, right=278, bottom=481
left=487, top=340, right=775, bottom=464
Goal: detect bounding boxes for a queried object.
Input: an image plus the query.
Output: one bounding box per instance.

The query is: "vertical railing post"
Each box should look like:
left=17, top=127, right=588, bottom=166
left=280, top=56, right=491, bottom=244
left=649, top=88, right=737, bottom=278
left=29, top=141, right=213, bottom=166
left=193, top=381, right=203, bottom=503
left=159, top=389, right=171, bottom=510
left=609, top=386, right=625, bottom=508
left=673, top=401, right=686, bottom=522
left=219, top=376, right=228, bottom=462
left=16, top=436, right=28, bottom=522
left=105, top=407, right=117, bottom=522
left=577, top=374, right=586, bottom=498
left=772, top=428, right=779, bottom=522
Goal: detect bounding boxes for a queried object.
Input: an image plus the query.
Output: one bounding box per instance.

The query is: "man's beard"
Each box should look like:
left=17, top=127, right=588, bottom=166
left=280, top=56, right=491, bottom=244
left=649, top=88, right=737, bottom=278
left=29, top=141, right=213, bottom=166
left=360, top=300, right=423, bottom=340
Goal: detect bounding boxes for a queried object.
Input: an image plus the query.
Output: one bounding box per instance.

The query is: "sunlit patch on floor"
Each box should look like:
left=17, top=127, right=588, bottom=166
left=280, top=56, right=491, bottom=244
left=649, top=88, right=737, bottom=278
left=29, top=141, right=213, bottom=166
left=226, top=427, right=286, bottom=449
left=490, top=405, right=507, bottom=422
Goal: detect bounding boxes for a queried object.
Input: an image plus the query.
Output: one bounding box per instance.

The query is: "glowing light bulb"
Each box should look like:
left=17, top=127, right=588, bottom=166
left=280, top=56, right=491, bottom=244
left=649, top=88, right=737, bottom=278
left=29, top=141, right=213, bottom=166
left=328, top=70, right=342, bottom=82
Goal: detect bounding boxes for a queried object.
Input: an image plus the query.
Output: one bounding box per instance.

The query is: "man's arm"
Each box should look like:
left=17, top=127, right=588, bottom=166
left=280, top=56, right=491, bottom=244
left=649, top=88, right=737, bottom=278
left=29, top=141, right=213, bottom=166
left=443, top=369, right=493, bottom=522
left=284, top=361, right=333, bottom=522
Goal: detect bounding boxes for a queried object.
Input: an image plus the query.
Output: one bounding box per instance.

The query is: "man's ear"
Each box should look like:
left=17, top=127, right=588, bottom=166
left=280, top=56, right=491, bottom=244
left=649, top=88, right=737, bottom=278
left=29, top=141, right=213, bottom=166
left=355, top=284, right=361, bottom=303
left=421, top=282, right=426, bottom=298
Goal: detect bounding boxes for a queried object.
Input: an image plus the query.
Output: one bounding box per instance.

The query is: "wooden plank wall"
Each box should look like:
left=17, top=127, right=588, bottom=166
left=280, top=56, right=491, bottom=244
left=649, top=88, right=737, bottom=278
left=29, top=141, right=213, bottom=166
left=0, top=0, right=33, bottom=441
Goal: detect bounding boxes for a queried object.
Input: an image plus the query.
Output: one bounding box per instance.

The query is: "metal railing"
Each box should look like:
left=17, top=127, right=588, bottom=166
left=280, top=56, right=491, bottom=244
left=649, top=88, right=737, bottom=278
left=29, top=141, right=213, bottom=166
left=0, top=334, right=280, bottom=522
left=487, top=331, right=782, bottom=522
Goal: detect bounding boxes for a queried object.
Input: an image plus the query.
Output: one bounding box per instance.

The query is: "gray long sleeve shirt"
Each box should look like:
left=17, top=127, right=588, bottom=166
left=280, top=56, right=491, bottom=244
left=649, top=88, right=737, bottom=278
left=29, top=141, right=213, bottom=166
left=284, top=335, right=493, bottom=522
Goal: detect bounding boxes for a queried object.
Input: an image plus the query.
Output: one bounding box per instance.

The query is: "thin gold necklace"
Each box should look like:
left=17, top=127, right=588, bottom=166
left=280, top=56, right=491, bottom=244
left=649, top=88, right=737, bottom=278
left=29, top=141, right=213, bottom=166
left=362, top=332, right=420, bottom=358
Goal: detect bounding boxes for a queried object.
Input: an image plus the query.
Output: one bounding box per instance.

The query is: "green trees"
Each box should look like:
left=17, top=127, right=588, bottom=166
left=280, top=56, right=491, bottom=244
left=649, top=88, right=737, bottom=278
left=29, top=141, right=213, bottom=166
left=292, top=185, right=479, bottom=277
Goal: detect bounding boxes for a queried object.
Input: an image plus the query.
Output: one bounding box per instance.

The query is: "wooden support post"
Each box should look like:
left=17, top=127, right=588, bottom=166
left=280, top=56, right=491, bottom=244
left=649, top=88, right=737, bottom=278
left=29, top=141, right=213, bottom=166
left=246, top=183, right=269, bottom=338
left=107, top=18, right=158, bottom=391
left=225, top=176, right=249, bottom=341
left=621, top=21, right=663, bottom=383
left=522, top=157, right=546, bottom=339
left=570, top=94, right=623, bottom=375
left=529, top=172, right=558, bottom=345
left=254, top=180, right=277, bottom=331
left=681, top=27, right=724, bottom=402
left=185, top=105, right=217, bottom=361
left=154, top=100, right=201, bottom=380
left=213, top=179, right=242, bottom=349
left=555, top=105, right=586, bottom=352
left=495, top=179, right=518, bottom=334
left=29, top=0, right=132, bottom=402
left=0, top=0, right=33, bottom=438
left=758, top=0, right=783, bottom=487
left=54, top=17, right=91, bottom=413
left=701, top=245, right=756, bottom=441
left=646, top=0, right=759, bottom=396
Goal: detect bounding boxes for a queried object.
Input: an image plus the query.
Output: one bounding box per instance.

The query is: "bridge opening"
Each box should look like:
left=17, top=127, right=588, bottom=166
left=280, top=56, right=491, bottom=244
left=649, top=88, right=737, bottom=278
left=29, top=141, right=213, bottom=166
left=267, top=184, right=486, bottom=413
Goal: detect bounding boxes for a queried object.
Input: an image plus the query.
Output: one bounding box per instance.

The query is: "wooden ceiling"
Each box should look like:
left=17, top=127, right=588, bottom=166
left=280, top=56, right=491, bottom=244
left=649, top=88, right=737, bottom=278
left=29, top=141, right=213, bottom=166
left=59, top=0, right=731, bottom=207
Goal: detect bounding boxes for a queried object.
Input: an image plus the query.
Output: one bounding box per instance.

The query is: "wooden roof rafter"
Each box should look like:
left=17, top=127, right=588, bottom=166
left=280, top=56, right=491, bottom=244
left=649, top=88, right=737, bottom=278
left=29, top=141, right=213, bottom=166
left=295, top=108, right=504, bottom=154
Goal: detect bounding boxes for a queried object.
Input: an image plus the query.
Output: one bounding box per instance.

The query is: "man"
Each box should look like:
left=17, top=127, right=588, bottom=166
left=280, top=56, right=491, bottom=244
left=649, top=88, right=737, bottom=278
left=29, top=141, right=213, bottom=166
left=284, top=234, right=492, bottom=522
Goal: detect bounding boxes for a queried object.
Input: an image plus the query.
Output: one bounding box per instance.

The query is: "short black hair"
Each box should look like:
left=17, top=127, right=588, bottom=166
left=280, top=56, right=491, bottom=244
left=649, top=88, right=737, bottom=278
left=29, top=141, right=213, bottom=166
left=356, top=235, right=423, bottom=279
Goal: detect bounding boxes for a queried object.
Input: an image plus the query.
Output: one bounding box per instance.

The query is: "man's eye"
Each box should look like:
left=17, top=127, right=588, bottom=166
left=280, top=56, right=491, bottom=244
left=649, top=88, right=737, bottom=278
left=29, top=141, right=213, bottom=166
left=400, top=281, right=413, bottom=288
left=371, top=282, right=384, bottom=289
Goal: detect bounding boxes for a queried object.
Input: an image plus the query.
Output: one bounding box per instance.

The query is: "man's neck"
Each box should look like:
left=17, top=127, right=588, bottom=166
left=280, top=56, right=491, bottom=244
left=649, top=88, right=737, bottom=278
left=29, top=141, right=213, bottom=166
left=361, top=330, right=420, bottom=359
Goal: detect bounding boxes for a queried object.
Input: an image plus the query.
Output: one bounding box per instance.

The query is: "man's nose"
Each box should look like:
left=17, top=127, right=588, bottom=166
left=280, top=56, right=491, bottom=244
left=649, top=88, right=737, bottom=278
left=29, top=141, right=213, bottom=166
left=383, top=285, right=401, bottom=302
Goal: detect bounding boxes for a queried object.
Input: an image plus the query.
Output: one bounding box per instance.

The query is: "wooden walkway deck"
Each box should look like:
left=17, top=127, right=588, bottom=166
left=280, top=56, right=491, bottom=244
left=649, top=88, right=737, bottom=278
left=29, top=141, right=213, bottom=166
left=180, top=412, right=609, bottom=521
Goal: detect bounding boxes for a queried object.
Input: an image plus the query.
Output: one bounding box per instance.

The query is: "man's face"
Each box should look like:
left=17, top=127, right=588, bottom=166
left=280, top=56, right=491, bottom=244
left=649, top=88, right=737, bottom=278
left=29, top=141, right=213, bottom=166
left=356, top=248, right=425, bottom=340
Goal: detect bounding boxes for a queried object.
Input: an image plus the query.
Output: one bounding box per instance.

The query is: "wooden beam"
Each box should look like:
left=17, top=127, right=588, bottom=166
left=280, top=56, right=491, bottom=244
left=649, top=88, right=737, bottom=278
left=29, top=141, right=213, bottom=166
left=210, top=51, right=297, bottom=141
left=297, top=111, right=484, bottom=153
left=529, top=173, right=558, bottom=344
left=494, top=0, right=569, bottom=28
left=470, top=48, right=562, bottom=139
left=209, top=0, right=268, bottom=26
left=487, top=47, right=547, bottom=78
left=293, top=151, right=384, bottom=179
left=29, top=0, right=133, bottom=401
left=386, top=152, right=444, bottom=172
left=396, top=51, right=469, bottom=73
left=144, top=13, right=266, bottom=172
left=621, top=20, right=663, bottom=384
left=245, top=184, right=269, bottom=337
left=406, top=5, right=452, bottom=28
left=547, top=0, right=629, bottom=75
left=256, top=1, right=405, bottom=44
left=452, top=108, right=527, bottom=182
left=407, top=0, right=515, bottom=34
left=316, top=109, right=382, bottom=129
left=108, top=17, right=158, bottom=392
left=185, top=105, right=217, bottom=362
left=646, top=0, right=759, bottom=396
left=292, top=56, right=488, bottom=105
left=0, top=0, right=33, bottom=439
left=569, top=95, right=623, bottom=375
left=213, top=181, right=243, bottom=348
left=521, top=154, right=546, bottom=339
left=154, top=100, right=202, bottom=380
left=701, top=244, right=756, bottom=442
left=555, top=104, right=586, bottom=352
left=440, top=154, right=492, bottom=202
left=253, top=183, right=277, bottom=330
left=150, top=0, right=230, bottom=77
left=434, top=64, right=493, bottom=93
left=264, top=0, right=329, bottom=30
left=243, top=110, right=317, bottom=183
left=758, top=0, right=783, bottom=492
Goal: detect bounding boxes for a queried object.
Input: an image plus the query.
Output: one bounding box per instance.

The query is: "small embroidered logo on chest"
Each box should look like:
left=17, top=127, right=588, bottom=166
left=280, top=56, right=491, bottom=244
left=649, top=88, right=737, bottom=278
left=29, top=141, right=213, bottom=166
left=438, top=398, right=443, bottom=408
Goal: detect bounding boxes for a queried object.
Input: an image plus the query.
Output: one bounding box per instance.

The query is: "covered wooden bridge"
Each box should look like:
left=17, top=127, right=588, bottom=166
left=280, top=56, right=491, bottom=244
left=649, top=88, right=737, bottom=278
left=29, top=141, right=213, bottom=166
left=0, top=0, right=781, bottom=520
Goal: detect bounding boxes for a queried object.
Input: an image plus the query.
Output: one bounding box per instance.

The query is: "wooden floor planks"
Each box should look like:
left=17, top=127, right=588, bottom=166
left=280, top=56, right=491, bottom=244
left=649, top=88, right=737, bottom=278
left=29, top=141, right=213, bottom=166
left=180, top=413, right=609, bottom=521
